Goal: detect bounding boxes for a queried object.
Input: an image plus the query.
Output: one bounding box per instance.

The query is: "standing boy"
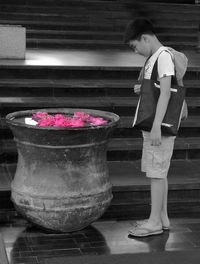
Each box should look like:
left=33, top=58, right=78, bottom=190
left=124, top=18, right=187, bottom=237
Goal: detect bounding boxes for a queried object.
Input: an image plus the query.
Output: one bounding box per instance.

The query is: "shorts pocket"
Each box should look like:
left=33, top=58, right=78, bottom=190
left=152, top=150, right=168, bottom=170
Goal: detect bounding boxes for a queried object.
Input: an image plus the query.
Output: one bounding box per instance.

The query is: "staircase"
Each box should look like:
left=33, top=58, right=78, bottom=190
left=0, top=0, right=199, bottom=50
left=0, top=0, right=200, bottom=220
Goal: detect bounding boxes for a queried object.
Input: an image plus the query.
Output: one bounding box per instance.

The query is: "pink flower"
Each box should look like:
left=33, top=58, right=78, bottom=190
left=70, top=119, right=85, bottom=127
left=64, top=117, right=74, bottom=127
left=32, top=112, right=48, bottom=119
left=54, top=117, right=72, bottom=127
left=73, top=112, right=91, bottom=121
left=32, top=111, right=108, bottom=128
left=54, top=119, right=67, bottom=127
left=89, top=117, right=108, bottom=126
left=37, top=115, right=55, bottom=127
left=54, top=114, right=65, bottom=120
left=53, top=114, right=67, bottom=127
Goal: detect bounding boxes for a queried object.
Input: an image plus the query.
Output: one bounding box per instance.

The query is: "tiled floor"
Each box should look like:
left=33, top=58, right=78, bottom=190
left=1, top=210, right=200, bottom=264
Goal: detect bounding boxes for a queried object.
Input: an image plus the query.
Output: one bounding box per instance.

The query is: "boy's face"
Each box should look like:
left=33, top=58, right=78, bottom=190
left=129, top=35, right=151, bottom=57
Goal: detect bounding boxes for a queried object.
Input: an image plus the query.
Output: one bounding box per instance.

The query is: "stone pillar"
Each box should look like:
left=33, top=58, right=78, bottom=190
left=0, top=25, right=26, bottom=59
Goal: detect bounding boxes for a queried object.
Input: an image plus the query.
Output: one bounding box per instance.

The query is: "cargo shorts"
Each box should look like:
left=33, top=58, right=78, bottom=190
left=141, top=131, right=175, bottom=178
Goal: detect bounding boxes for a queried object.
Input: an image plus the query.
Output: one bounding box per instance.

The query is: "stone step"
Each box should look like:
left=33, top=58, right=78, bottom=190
left=157, top=27, right=197, bottom=34
left=142, top=6, right=200, bottom=19
left=1, top=160, right=200, bottom=192
left=0, top=95, right=199, bottom=123
left=0, top=19, right=126, bottom=28
left=1, top=136, right=200, bottom=162
left=0, top=0, right=198, bottom=40
left=0, top=9, right=198, bottom=26
left=0, top=7, right=199, bottom=21
left=0, top=0, right=130, bottom=9
left=106, top=159, right=200, bottom=219
left=0, top=11, right=132, bottom=20
left=119, top=116, right=200, bottom=128
left=27, top=30, right=122, bottom=40
left=0, top=19, right=125, bottom=32
left=0, top=65, right=198, bottom=80
left=2, top=25, right=195, bottom=50
left=0, top=19, right=198, bottom=34
left=0, top=0, right=196, bottom=7
left=141, top=2, right=200, bottom=13
left=0, top=14, right=130, bottom=24
left=0, top=96, right=199, bottom=108
left=27, top=41, right=197, bottom=50
left=0, top=17, right=198, bottom=28
left=1, top=159, right=200, bottom=218
left=24, top=30, right=196, bottom=44
left=109, top=137, right=200, bottom=152
left=0, top=78, right=199, bottom=90
left=0, top=4, right=128, bottom=13
left=144, top=0, right=196, bottom=4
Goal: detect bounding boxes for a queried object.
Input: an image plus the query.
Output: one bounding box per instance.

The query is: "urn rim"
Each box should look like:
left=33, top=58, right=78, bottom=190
left=6, top=108, right=120, bottom=130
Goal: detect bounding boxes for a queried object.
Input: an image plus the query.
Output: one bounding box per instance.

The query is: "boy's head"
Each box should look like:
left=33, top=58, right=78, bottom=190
left=124, top=18, right=156, bottom=57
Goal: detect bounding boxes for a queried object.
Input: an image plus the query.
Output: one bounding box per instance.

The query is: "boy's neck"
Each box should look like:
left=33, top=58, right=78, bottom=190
left=150, top=37, right=163, bottom=55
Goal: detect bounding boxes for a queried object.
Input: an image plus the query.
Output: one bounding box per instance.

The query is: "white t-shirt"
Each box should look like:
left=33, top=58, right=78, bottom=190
left=144, top=46, right=175, bottom=80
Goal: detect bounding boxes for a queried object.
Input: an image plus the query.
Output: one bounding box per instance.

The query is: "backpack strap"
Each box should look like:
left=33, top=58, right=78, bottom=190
left=138, top=55, right=152, bottom=81
left=150, top=49, right=176, bottom=85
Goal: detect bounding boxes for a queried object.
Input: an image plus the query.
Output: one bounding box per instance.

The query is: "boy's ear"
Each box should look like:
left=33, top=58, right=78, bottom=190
left=142, top=34, right=150, bottom=43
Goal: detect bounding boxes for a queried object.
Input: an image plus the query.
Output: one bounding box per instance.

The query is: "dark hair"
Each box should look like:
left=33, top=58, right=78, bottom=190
left=124, top=18, right=155, bottom=44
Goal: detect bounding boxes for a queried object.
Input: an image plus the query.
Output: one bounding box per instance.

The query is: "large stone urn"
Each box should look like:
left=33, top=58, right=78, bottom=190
left=6, top=108, right=119, bottom=232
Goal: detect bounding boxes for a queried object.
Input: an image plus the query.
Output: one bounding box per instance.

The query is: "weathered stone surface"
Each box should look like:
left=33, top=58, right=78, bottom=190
left=6, top=108, right=119, bottom=232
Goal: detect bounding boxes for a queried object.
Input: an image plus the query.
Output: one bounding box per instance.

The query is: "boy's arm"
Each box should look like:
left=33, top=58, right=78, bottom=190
left=150, top=76, right=171, bottom=146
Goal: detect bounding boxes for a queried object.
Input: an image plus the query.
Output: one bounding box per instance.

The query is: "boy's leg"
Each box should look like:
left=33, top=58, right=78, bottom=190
left=161, top=178, right=170, bottom=228
left=129, top=177, right=163, bottom=236
left=133, top=177, right=170, bottom=228
left=142, top=131, right=175, bottom=217
left=148, top=177, right=165, bottom=227
left=129, top=177, right=166, bottom=236
left=131, top=131, right=174, bottom=234
left=133, top=177, right=167, bottom=231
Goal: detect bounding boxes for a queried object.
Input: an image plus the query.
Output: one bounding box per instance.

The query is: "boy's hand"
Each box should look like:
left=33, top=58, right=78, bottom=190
left=150, top=124, right=161, bottom=146
left=134, top=84, right=141, bottom=95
